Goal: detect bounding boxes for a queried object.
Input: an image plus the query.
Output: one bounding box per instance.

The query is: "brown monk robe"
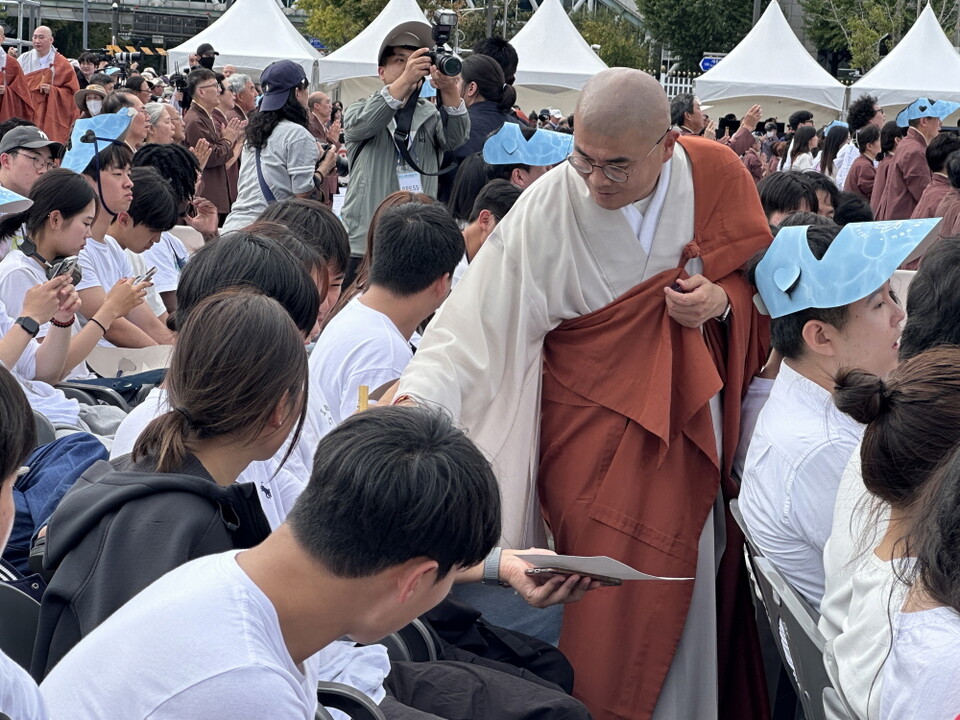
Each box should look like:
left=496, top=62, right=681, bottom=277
left=539, top=136, right=771, bottom=720
left=0, top=55, right=34, bottom=123
left=22, top=52, right=78, bottom=144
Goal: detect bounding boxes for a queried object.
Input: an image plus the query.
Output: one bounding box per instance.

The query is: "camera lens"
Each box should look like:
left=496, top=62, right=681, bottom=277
left=437, top=54, right=461, bottom=76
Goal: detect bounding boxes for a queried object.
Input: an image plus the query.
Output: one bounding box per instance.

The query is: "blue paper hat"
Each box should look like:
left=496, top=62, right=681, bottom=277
left=0, top=186, right=32, bottom=215
left=823, top=120, right=848, bottom=133
left=61, top=112, right=133, bottom=173
left=420, top=78, right=437, bottom=99
left=896, top=98, right=960, bottom=128
left=754, top=219, right=940, bottom=318
left=483, top=123, right=573, bottom=166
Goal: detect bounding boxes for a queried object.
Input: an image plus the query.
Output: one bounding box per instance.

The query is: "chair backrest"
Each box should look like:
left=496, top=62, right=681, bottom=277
left=33, top=411, right=57, bottom=449
left=753, top=557, right=852, bottom=720
left=0, top=582, right=40, bottom=670
left=316, top=681, right=386, bottom=720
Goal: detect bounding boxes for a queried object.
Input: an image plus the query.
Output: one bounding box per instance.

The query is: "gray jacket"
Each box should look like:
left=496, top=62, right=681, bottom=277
left=341, top=87, right=470, bottom=254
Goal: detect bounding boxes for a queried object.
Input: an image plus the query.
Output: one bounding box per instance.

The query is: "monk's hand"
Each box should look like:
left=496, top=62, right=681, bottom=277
left=39, top=83, right=50, bottom=93
left=663, top=275, right=728, bottom=328
left=499, top=548, right=602, bottom=609
left=742, top=104, right=763, bottom=130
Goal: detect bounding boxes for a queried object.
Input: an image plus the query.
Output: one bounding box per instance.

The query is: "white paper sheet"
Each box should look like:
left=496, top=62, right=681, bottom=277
left=516, top=554, right=693, bottom=581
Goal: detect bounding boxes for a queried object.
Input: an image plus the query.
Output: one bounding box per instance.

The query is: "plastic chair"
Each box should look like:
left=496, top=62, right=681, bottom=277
left=375, top=618, right=439, bottom=664
left=33, top=411, right=57, bottom=448
left=0, top=582, right=40, bottom=670
left=56, top=383, right=130, bottom=412
left=753, top=557, right=853, bottom=720
left=315, top=681, right=386, bottom=720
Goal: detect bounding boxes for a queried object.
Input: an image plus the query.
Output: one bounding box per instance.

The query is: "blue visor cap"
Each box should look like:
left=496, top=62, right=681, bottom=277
left=61, top=112, right=133, bottom=173
left=483, top=123, right=573, bottom=166
left=0, top=186, right=32, bottom=215
left=896, top=98, right=960, bottom=128
left=754, top=219, right=941, bottom=319
left=823, top=120, right=848, bottom=133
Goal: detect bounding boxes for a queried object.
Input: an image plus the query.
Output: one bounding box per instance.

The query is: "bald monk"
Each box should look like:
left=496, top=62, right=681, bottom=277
left=0, top=28, right=34, bottom=122
left=393, top=69, right=772, bottom=720
left=18, top=26, right=78, bottom=143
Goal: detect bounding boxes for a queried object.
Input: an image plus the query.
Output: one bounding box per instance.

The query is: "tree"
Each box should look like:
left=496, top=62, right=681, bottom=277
left=297, top=0, right=388, bottom=51
left=636, top=0, right=753, bottom=70
left=570, top=8, right=651, bottom=70
left=800, top=0, right=960, bottom=72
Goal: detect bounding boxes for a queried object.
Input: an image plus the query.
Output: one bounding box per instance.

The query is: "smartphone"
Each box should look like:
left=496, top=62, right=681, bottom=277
left=524, top=567, right=622, bottom=587
left=134, top=266, right=158, bottom=284
left=47, top=255, right=81, bottom=285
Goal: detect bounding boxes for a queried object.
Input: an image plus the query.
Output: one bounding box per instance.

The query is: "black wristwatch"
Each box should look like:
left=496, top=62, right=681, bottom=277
left=14, top=316, right=39, bottom=337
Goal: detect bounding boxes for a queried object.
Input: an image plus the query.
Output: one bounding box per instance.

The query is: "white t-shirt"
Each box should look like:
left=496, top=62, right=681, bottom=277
left=41, top=551, right=388, bottom=720
left=0, top=298, right=80, bottom=426
left=834, top=142, right=860, bottom=192
left=78, top=234, right=133, bottom=347
left=110, top=387, right=308, bottom=529
left=310, top=297, right=413, bottom=424
left=880, top=606, right=960, bottom=720
left=0, top=649, right=48, bottom=720
left=125, top=249, right=166, bottom=317
left=139, top=231, right=189, bottom=295
left=739, top=362, right=865, bottom=608
left=0, top=249, right=92, bottom=380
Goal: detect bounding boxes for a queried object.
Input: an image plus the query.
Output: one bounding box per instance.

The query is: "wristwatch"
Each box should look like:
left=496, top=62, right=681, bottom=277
left=14, top=316, right=39, bottom=337
left=482, top=546, right=506, bottom=586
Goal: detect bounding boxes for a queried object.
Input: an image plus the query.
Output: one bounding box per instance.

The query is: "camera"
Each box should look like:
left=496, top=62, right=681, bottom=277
left=426, top=9, right=461, bottom=76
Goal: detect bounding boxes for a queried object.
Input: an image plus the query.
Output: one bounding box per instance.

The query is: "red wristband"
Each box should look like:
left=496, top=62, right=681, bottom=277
left=49, top=315, right=75, bottom=328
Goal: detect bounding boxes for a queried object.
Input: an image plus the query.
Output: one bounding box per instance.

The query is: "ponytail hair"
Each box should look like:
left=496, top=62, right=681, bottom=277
left=834, top=346, right=960, bottom=508
left=133, top=288, right=308, bottom=472
left=854, top=124, right=880, bottom=154
left=0, top=169, right=97, bottom=242
left=461, top=54, right=516, bottom=114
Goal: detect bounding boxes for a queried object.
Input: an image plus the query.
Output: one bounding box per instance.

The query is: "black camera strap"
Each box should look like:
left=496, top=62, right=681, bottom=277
left=391, top=80, right=457, bottom=177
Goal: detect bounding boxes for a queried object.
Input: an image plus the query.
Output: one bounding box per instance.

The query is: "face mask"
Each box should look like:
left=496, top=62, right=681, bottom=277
left=767, top=130, right=775, bottom=137
left=199, top=56, right=215, bottom=70
left=87, top=100, right=102, bottom=116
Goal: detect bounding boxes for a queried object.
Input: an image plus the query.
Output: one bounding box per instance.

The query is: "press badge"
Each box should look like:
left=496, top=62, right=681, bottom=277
left=396, top=159, right=423, bottom=194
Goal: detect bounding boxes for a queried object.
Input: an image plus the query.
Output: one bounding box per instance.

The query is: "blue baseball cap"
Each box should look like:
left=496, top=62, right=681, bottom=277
left=0, top=186, right=32, bottom=215
left=259, top=60, right=307, bottom=113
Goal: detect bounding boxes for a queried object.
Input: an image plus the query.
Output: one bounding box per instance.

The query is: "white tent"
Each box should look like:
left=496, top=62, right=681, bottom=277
left=167, top=0, right=322, bottom=86
left=318, top=0, right=428, bottom=103
left=850, top=4, right=960, bottom=117
left=510, top=0, right=607, bottom=91
left=695, top=0, right=845, bottom=120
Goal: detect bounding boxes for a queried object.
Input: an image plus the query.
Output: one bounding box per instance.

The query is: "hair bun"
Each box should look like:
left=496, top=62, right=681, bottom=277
left=834, top=368, right=890, bottom=424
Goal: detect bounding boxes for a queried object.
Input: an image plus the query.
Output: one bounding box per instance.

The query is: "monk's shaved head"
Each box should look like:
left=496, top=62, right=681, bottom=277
left=576, top=68, right=670, bottom=141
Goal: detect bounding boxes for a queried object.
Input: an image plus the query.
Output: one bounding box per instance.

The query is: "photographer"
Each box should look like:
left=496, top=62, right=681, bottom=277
left=340, top=18, right=470, bottom=271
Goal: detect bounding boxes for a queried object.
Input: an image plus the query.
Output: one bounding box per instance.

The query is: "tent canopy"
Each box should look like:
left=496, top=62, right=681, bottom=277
left=167, top=0, right=322, bottom=86
left=318, top=0, right=429, bottom=83
left=511, top=0, right=607, bottom=90
left=695, top=0, right=845, bottom=112
left=850, top=5, right=960, bottom=108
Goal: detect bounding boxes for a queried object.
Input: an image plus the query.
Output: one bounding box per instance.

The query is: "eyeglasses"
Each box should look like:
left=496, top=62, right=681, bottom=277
left=13, top=150, right=55, bottom=171
left=566, top=128, right=671, bottom=183
left=197, top=83, right=220, bottom=92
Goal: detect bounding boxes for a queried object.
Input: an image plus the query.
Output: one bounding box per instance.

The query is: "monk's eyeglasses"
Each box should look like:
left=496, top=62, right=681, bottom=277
left=566, top=128, right=671, bottom=183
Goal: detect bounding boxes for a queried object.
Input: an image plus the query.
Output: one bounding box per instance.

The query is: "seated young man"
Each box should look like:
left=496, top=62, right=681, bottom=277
left=310, top=202, right=463, bottom=423
left=40, top=406, right=501, bottom=717
left=756, top=170, right=819, bottom=226
left=105, top=167, right=179, bottom=324
left=911, top=130, right=960, bottom=219
left=62, top=115, right=175, bottom=348
left=453, top=178, right=522, bottom=287
left=739, top=219, right=932, bottom=608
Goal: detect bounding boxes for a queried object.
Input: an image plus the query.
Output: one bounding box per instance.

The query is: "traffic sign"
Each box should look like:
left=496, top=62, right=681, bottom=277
left=699, top=57, right=720, bottom=72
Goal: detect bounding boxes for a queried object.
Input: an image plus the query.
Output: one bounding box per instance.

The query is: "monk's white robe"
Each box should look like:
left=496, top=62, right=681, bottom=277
left=398, top=144, right=722, bottom=719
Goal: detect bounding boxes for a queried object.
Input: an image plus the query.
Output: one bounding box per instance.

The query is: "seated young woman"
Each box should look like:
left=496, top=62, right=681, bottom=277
left=33, top=288, right=308, bottom=678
